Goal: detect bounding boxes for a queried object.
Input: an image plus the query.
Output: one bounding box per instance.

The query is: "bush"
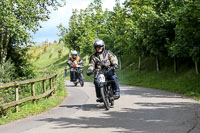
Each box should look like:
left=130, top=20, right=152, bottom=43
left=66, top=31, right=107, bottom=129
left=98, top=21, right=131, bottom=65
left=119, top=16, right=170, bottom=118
left=58, top=49, right=62, bottom=58
left=7, top=45, right=36, bottom=80
left=49, top=53, right=53, bottom=59
left=43, top=46, right=47, bottom=53
left=0, top=59, right=15, bottom=83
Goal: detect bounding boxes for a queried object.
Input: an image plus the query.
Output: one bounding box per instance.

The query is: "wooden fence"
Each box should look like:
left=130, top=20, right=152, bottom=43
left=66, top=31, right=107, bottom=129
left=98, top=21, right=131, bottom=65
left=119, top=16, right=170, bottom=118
left=0, top=73, right=57, bottom=113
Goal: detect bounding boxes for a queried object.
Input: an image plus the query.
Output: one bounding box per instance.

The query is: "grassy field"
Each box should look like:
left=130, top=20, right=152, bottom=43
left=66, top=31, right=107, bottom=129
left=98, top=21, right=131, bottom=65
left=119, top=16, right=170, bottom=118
left=0, top=43, right=68, bottom=125
left=116, top=55, right=200, bottom=100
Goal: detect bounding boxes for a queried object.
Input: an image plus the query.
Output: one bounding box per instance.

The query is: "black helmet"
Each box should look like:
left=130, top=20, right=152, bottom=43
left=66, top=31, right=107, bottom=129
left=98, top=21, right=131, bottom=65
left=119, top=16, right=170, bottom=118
left=93, top=39, right=105, bottom=49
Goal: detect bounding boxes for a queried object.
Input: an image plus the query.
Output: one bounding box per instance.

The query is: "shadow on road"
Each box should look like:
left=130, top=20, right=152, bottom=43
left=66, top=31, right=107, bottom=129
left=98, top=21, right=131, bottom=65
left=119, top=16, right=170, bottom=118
left=120, top=85, right=187, bottom=99
left=38, top=101, right=200, bottom=133
left=65, top=84, right=75, bottom=87
left=59, top=104, right=105, bottom=111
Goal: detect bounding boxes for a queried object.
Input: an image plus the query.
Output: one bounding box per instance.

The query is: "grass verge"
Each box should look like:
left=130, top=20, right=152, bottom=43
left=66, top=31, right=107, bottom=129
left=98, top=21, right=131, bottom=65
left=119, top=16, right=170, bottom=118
left=0, top=43, right=68, bottom=125
left=116, top=55, right=200, bottom=101
left=0, top=74, right=66, bottom=125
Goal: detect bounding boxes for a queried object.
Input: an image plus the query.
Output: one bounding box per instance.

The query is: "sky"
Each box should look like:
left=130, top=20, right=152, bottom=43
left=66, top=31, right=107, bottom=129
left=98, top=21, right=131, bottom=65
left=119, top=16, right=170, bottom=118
left=32, top=0, right=124, bottom=44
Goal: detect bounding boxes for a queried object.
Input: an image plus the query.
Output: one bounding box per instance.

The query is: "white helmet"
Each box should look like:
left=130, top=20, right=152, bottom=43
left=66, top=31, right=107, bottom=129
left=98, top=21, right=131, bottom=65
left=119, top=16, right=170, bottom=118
left=71, top=50, right=78, bottom=56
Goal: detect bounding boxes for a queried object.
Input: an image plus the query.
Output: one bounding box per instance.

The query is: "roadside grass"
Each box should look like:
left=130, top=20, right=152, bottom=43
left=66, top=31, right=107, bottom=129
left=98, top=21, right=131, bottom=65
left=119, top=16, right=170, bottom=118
left=0, top=74, right=66, bottom=125
left=0, top=43, right=68, bottom=125
left=75, top=53, right=200, bottom=101
left=116, top=55, right=200, bottom=100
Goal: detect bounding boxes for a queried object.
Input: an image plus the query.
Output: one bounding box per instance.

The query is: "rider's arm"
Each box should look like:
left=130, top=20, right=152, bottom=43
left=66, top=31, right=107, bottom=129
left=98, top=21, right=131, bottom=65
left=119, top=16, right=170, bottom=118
left=87, top=55, right=95, bottom=74
left=78, top=58, right=84, bottom=66
left=108, top=51, right=118, bottom=67
left=67, top=59, right=72, bottom=67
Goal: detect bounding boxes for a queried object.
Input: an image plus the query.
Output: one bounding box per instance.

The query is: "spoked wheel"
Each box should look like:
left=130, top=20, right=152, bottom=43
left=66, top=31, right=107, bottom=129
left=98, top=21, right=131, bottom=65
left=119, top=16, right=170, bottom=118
left=108, top=87, right=114, bottom=107
left=100, top=87, right=110, bottom=110
left=80, top=80, right=84, bottom=87
left=79, top=74, right=84, bottom=87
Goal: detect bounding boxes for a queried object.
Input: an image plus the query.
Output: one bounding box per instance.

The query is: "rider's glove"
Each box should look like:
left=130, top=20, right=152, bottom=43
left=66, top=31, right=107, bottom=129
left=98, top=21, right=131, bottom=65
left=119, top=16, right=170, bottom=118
left=114, top=64, right=119, bottom=69
left=78, top=62, right=83, bottom=65
left=87, top=70, right=93, bottom=76
left=101, top=61, right=107, bottom=69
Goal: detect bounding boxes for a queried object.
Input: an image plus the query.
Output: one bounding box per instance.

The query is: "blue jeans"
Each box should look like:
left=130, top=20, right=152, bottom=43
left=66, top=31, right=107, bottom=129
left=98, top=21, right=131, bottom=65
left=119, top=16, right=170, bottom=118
left=94, top=70, right=120, bottom=98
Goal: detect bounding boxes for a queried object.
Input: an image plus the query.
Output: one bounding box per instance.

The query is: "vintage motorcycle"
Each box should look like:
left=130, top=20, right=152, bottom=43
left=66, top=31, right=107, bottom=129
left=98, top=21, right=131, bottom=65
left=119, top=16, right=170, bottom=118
left=70, top=64, right=84, bottom=87
left=95, top=62, right=115, bottom=110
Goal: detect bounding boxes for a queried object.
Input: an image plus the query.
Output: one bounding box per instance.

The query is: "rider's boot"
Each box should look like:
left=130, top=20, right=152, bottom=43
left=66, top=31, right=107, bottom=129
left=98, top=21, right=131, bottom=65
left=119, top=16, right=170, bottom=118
left=96, top=97, right=103, bottom=102
left=114, top=92, right=120, bottom=100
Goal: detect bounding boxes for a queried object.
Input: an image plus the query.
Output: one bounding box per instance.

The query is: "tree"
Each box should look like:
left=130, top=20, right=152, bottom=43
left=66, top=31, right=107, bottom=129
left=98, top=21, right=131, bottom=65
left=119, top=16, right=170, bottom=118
left=63, top=0, right=106, bottom=56
left=0, top=0, right=65, bottom=68
left=172, top=1, right=200, bottom=74
left=57, top=23, right=67, bottom=43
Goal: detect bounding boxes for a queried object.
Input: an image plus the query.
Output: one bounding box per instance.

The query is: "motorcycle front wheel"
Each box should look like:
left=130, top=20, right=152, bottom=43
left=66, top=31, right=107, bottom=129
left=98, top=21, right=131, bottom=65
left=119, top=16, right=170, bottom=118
left=74, top=82, right=78, bottom=86
left=79, top=73, right=84, bottom=87
left=100, top=86, right=110, bottom=110
left=80, top=80, right=84, bottom=87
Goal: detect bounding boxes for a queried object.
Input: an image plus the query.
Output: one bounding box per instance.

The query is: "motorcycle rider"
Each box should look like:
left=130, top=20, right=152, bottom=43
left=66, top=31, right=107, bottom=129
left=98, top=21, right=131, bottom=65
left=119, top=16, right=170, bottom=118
left=67, top=50, right=84, bottom=81
left=87, top=39, right=120, bottom=102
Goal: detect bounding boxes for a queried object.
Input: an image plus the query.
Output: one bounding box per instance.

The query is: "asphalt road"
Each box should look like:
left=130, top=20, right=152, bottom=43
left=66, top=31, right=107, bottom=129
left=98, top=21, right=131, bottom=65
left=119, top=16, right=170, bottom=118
left=0, top=80, right=200, bottom=133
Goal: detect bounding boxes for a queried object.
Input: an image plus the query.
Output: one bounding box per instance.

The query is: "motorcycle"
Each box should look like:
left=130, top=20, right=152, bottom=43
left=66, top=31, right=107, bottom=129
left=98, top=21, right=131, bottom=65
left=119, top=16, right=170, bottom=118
left=70, top=64, right=84, bottom=87
left=95, top=63, right=115, bottom=110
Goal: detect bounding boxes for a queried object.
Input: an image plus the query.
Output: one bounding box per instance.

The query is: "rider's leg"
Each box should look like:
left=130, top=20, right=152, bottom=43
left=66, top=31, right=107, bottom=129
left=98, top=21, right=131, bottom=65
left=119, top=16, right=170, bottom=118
left=106, top=70, right=120, bottom=98
left=70, top=71, right=73, bottom=81
left=94, top=80, right=101, bottom=98
left=94, top=80, right=103, bottom=102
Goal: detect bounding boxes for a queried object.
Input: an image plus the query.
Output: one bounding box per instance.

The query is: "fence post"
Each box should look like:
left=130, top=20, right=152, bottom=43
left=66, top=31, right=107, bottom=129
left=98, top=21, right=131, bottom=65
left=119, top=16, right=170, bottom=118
left=43, top=80, right=46, bottom=93
left=64, top=66, right=67, bottom=77
left=55, top=74, right=57, bottom=88
left=49, top=78, right=53, bottom=96
left=31, top=83, right=36, bottom=104
left=15, top=84, right=19, bottom=113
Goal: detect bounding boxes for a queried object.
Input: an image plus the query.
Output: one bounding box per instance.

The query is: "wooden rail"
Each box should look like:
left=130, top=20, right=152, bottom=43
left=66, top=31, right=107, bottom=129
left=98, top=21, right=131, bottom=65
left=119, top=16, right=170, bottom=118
left=0, top=73, right=58, bottom=113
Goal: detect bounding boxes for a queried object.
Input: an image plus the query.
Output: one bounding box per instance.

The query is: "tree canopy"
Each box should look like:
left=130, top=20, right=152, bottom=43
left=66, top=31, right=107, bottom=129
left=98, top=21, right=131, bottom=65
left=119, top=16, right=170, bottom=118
left=0, top=0, right=65, bottom=81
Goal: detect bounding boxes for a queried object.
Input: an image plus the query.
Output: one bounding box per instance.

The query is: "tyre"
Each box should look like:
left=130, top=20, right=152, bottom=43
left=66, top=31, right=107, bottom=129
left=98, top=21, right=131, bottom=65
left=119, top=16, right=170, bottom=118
left=74, top=82, right=78, bottom=86
left=110, top=100, right=114, bottom=107
left=80, top=80, right=84, bottom=87
left=100, top=87, right=110, bottom=110
left=108, top=86, right=114, bottom=107
left=79, top=73, right=84, bottom=87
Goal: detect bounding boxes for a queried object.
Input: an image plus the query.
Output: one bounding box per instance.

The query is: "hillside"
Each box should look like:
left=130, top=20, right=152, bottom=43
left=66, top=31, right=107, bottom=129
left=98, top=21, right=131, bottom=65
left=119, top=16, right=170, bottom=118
left=117, top=55, right=200, bottom=100
left=29, top=43, right=200, bottom=100
left=29, top=42, right=70, bottom=77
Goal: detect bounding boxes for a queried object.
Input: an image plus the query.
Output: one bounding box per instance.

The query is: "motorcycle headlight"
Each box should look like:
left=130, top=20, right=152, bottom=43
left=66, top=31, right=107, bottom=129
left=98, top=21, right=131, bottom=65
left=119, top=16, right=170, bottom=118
left=97, top=74, right=105, bottom=83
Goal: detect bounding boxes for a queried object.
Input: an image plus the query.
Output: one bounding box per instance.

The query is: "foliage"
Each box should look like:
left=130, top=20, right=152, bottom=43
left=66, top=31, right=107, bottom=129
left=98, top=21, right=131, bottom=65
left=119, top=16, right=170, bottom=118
left=58, top=49, right=62, bottom=58
left=0, top=0, right=65, bottom=80
left=7, top=45, right=36, bottom=80
left=172, top=1, right=200, bottom=62
left=59, top=0, right=200, bottom=73
left=0, top=43, right=67, bottom=125
left=116, top=54, right=200, bottom=100
left=0, top=74, right=66, bottom=125
left=0, top=59, right=15, bottom=83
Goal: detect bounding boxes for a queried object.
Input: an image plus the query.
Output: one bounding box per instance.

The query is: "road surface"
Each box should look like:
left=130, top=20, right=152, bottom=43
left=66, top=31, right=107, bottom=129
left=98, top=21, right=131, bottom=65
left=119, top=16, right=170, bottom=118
left=0, top=81, right=200, bottom=133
